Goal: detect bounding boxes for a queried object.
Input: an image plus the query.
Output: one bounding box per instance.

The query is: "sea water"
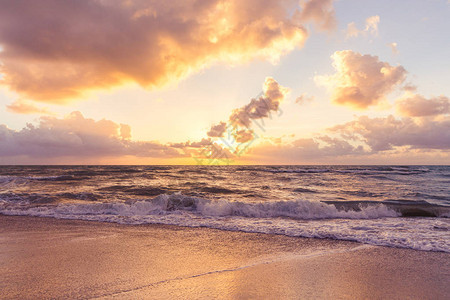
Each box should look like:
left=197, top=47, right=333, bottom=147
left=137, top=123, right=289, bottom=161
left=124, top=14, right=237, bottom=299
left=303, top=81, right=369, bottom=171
left=0, top=165, right=449, bottom=252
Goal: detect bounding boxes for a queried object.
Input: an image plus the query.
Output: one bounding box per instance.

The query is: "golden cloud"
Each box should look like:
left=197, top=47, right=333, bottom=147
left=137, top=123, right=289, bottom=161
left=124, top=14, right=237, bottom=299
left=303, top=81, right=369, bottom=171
left=6, top=100, right=53, bottom=115
left=315, top=50, right=407, bottom=109
left=0, top=0, right=330, bottom=103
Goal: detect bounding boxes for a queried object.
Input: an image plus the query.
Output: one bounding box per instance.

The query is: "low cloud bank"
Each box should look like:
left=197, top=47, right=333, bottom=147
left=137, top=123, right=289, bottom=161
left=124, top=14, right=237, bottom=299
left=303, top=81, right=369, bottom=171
left=0, top=112, right=180, bottom=159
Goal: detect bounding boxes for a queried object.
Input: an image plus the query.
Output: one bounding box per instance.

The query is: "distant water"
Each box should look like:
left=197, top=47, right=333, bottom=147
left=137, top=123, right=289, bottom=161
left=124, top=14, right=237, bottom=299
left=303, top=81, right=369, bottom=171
left=1, top=165, right=449, bottom=252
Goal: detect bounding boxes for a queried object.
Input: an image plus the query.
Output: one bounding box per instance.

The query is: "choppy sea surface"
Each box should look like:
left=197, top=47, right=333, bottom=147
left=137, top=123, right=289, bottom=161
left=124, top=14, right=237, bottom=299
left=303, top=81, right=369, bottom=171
left=0, top=165, right=449, bottom=252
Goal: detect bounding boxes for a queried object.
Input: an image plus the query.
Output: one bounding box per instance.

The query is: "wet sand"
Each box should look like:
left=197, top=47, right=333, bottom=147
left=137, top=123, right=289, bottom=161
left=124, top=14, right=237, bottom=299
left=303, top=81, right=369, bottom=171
left=1, top=215, right=449, bottom=299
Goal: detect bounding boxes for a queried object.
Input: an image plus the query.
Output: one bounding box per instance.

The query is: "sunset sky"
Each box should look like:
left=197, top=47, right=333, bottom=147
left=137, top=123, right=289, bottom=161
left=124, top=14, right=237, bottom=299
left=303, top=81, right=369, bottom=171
left=0, top=0, right=449, bottom=164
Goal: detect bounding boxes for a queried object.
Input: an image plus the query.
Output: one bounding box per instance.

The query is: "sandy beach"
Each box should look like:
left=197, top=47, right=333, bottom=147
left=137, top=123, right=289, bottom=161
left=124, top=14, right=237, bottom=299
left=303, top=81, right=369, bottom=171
left=1, top=215, right=449, bottom=299
left=1, top=0, right=449, bottom=298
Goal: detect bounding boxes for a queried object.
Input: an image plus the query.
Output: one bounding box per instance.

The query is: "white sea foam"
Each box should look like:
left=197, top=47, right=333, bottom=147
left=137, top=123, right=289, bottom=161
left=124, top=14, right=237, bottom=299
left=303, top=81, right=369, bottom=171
left=0, top=194, right=398, bottom=219
left=1, top=194, right=449, bottom=252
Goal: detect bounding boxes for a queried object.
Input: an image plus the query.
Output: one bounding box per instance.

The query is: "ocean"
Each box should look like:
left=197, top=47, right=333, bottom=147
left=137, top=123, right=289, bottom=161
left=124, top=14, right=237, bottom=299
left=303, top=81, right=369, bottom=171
left=0, top=165, right=449, bottom=252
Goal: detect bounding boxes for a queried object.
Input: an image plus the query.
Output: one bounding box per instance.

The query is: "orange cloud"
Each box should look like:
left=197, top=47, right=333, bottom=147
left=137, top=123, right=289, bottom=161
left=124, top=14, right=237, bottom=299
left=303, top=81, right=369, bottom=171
left=396, top=94, right=449, bottom=117
left=6, top=100, right=53, bottom=115
left=234, top=129, right=255, bottom=143
left=0, top=0, right=318, bottom=103
left=315, top=50, right=407, bottom=109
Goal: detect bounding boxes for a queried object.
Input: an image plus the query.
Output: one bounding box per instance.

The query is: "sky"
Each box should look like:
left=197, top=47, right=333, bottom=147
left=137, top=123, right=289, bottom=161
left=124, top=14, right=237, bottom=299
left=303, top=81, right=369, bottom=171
left=0, top=0, right=449, bottom=165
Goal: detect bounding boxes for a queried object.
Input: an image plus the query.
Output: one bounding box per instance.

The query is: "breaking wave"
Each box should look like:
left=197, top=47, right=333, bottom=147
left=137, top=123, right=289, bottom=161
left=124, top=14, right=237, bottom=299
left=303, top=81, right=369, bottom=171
left=0, top=194, right=400, bottom=220
left=2, top=194, right=449, bottom=252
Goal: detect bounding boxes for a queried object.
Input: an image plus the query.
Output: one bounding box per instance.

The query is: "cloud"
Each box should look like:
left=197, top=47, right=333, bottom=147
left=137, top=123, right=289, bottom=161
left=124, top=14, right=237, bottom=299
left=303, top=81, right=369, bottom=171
left=207, top=122, right=227, bottom=138
left=365, top=15, right=380, bottom=35
left=249, top=114, right=450, bottom=163
left=402, top=84, right=417, bottom=92
left=292, top=136, right=364, bottom=158
left=396, top=94, right=450, bottom=117
left=229, top=77, right=289, bottom=128
left=119, top=123, right=132, bottom=140
left=249, top=136, right=364, bottom=162
left=346, top=22, right=360, bottom=38
left=234, top=129, right=255, bottom=143
left=295, top=0, right=337, bottom=32
left=170, top=138, right=213, bottom=149
left=329, top=115, right=450, bottom=151
left=196, top=77, right=289, bottom=161
left=0, top=77, right=289, bottom=163
left=295, top=93, right=315, bottom=105
left=346, top=15, right=380, bottom=38
left=6, top=100, right=53, bottom=115
left=388, top=42, right=399, bottom=55
left=0, top=111, right=180, bottom=158
left=315, top=50, right=407, bottom=109
left=0, top=0, right=320, bottom=103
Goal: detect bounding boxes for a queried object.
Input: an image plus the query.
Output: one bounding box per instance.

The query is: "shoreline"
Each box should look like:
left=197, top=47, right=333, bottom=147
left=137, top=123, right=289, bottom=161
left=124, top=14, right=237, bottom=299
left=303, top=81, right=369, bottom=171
left=1, top=215, right=449, bottom=299
left=2, top=213, right=450, bottom=253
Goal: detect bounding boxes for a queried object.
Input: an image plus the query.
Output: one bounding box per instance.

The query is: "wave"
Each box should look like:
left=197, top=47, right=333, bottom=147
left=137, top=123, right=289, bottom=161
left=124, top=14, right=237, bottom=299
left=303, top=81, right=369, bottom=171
left=339, top=190, right=383, bottom=198
left=0, top=176, right=31, bottom=189
left=0, top=194, right=400, bottom=220
left=326, top=200, right=449, bottom=218
left=260, top=167, right=433, bottom=176
left=2, top=193, right=449, bottom=220
left=0, top=194, right=403, bottom=220
left=0, top=192, right=57, bottom=204
left=263, top=168, right=331, bottom=174
left=30, top=175, right=80, bottom=181
left=57, top=192, right=101, bottom=202
left=292, top=188, right=318, bottom=193
left=0, top=175, right=83, bottom=182
left=1, top=194, right=449, bottom=252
